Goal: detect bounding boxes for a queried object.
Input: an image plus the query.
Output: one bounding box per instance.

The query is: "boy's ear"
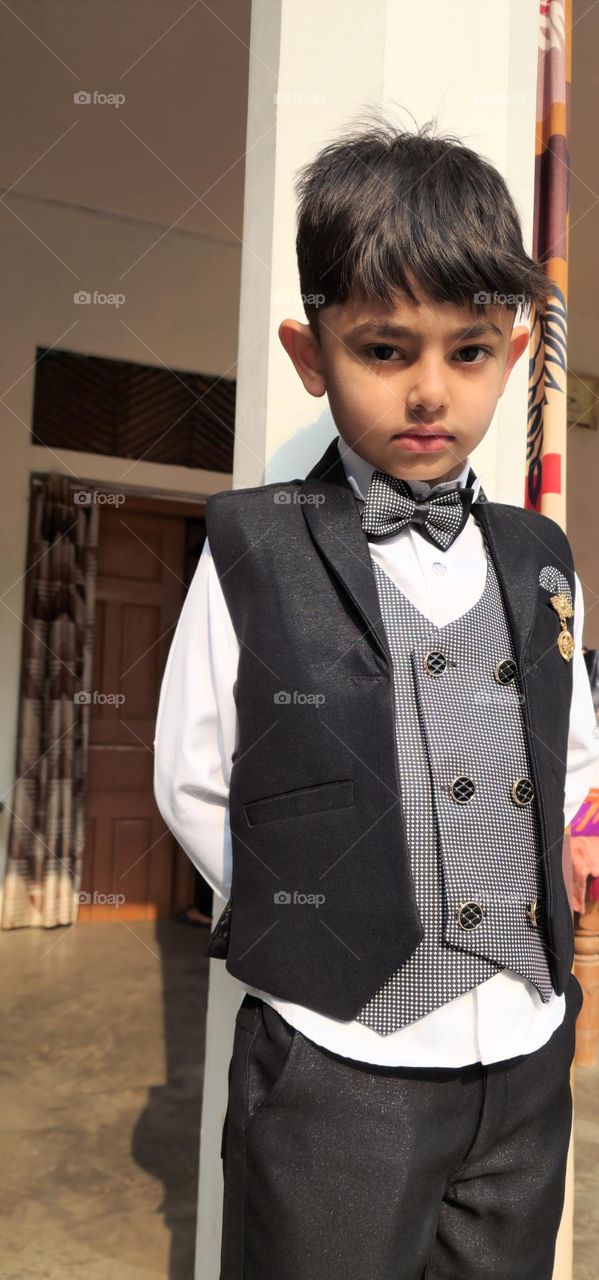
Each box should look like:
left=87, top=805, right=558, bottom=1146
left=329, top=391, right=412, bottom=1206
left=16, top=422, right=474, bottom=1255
left=278, top=318, right=327, bottom=397
left=498, top=324, right=530, bottom=396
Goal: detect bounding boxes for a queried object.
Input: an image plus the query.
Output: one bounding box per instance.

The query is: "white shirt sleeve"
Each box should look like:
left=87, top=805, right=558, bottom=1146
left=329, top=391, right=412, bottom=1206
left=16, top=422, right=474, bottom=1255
left=153, top=536, right=239, bottom=901
left=563, top=570, right=599, bottom=829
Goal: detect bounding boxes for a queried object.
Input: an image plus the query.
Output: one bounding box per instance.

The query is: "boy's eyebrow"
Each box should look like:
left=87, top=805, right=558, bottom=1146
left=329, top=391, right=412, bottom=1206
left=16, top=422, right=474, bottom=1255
left=348, top=319, right=505, bottom=341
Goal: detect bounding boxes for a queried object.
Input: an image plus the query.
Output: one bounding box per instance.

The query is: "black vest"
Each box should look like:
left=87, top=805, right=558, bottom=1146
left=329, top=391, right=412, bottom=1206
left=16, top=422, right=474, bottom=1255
left=204, top=437, right=576, bottom=1021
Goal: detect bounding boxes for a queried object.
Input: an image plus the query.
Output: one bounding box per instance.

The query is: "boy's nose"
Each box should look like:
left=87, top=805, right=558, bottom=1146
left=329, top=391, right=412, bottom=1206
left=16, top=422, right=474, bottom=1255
left=405, top=370, right=449, bottom=412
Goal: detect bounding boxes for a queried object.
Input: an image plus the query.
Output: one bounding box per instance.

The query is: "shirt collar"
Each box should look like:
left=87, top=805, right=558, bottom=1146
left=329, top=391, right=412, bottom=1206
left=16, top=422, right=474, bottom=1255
left=336, top=433, right=484, bottom=504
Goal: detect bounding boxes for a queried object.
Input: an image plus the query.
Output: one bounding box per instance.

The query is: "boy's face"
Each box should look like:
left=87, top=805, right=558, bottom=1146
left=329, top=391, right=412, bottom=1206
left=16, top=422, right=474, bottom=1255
left=278, top=285, right=530, bottom=486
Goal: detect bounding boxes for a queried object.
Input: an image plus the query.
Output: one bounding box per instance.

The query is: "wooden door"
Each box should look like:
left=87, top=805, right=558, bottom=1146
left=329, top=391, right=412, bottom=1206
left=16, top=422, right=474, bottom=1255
left=79, top=494, right=202, bottom=922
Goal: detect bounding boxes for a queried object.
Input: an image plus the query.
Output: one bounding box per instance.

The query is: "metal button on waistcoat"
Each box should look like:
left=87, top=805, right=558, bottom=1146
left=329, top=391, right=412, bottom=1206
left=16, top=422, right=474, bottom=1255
left=450, top=775, right=476, bottom=803
left=423, top=649, right=447, bottom=676
left=494, top=657, right=517, bottom=685
left=511, top=777, right=535, bottom=806
left=526, top=898, right=540, bottom=928
left=455, top=899, right=486, bottom=931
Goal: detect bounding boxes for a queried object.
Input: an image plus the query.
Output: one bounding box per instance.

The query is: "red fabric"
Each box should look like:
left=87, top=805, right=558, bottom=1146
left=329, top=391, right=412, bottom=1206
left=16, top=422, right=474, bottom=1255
left=539, top=452, right=562, bottom=495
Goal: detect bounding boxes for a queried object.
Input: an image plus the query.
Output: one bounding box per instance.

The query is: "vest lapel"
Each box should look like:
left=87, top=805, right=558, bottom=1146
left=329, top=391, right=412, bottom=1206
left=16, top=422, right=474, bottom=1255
left=471, top=500, right=540, bottom=666
left=300, top=438, right=392, bottom=669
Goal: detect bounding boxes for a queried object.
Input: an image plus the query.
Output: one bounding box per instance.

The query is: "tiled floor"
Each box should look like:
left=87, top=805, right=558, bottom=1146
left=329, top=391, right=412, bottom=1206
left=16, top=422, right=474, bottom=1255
left=0, top=921, right=596, bottom=1278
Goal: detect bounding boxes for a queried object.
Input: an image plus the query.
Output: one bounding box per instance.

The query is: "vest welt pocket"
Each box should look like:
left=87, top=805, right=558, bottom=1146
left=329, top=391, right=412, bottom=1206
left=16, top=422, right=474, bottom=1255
left=243, top=778, right=355, bottom=827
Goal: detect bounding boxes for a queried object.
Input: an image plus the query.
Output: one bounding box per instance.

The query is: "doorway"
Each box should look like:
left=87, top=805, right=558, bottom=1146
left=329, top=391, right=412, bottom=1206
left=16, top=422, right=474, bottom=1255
left=78, top=491, right=205, bottom=922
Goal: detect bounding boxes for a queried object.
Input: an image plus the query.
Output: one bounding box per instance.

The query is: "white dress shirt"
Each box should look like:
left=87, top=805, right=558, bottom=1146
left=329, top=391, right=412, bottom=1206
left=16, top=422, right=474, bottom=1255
left=153, top=436, right=599, bottom=1066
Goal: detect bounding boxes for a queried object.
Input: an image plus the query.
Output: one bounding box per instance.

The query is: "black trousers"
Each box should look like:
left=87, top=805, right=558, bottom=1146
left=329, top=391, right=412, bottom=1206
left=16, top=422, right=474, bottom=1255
left=219, top=971, right=584, bottom=1280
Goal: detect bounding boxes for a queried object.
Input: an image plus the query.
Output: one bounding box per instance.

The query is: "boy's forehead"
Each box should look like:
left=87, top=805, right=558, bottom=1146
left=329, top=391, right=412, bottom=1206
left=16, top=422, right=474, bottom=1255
left=323, top=292, right=513, bottom=342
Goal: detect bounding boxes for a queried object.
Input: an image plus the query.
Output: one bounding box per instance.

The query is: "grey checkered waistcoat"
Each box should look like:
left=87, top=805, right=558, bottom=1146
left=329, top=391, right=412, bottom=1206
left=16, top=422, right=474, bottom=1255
left=356, top=531, right=554, bottom=1035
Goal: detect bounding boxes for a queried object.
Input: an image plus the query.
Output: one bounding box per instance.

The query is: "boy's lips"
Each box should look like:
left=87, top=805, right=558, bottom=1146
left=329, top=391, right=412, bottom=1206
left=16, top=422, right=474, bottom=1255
left=391, top=428, right=456, bottom=453
left=393, top=426, right=454, bottom=437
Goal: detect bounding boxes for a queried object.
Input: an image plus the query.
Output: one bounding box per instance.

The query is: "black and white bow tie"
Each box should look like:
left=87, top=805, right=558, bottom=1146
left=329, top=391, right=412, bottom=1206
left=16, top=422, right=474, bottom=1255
left=360, top=469, right=477, bottom=550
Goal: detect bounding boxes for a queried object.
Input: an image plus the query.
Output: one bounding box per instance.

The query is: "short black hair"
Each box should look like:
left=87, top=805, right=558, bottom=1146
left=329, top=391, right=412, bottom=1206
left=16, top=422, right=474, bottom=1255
left=293, top=109, right=554, bottom=338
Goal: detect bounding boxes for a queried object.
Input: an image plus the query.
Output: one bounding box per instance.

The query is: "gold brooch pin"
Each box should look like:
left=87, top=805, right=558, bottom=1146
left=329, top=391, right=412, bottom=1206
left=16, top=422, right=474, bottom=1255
left=549, top=592, right=574, bottom=661
left=526, top=897, right=540, bottom=928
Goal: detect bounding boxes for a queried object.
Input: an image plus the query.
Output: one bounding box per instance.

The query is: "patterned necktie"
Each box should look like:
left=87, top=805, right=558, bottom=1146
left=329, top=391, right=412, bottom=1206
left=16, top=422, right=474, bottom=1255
left=360, top=469, right=477, bottom=551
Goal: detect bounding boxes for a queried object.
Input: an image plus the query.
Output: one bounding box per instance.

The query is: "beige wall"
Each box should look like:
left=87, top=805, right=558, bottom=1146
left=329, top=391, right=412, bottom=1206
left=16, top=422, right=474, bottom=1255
left=0, top=1, right=251, bottom=895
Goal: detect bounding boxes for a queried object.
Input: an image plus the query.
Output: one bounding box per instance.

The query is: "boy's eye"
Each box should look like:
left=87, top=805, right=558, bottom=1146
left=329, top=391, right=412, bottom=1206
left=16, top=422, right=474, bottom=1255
left=454, top=345, right=491, bottom=364
left=368, top=344, right=398, bottom=362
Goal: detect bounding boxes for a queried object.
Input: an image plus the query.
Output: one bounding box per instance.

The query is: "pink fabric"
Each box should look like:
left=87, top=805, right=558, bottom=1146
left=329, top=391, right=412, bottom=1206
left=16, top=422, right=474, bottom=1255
left=569, top=835, right=599, bottom=913
left=589, top=875, right=599, bottom=904
left=570, top=787, right=599, bottom=838
left=568, top=787, right=599, bottom=912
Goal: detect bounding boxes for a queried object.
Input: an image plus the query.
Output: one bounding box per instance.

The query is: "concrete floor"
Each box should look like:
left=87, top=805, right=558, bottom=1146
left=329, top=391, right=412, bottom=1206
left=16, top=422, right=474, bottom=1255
left=0, top=920, right=207, bottom=1280
left=0, top=921, right=597, bottom=1280
left=572, top=1064, right=599, bottom=1280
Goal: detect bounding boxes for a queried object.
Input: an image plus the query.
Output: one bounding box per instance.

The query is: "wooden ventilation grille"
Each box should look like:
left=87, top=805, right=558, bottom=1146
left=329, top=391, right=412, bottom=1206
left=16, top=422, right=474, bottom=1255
left=31, top=347, right=235, bottom=473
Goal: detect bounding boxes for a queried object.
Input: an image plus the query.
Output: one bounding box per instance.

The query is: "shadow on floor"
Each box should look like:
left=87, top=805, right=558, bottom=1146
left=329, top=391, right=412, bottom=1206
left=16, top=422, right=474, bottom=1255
left=0, top=918, right=210, bottom=1280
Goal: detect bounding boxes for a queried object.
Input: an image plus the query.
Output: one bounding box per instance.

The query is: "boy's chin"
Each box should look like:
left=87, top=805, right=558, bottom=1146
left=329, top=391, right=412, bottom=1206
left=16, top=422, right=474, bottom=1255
left=381, top=448, right=467, bottom=484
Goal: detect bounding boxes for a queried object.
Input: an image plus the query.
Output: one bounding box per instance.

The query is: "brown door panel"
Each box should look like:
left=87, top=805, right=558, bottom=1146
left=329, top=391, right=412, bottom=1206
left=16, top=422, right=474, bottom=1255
left=81, top=499, right=201, bottom=921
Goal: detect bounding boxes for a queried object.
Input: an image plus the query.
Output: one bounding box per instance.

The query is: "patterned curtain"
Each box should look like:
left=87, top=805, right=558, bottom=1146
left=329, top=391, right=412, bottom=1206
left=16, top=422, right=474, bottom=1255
left=1, top=475, right=99, bottom=929
left=526, top=0, right=572, bottom=519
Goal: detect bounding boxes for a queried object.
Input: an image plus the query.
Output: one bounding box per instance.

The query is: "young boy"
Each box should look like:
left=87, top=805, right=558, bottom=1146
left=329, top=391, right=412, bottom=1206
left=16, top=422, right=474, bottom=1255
left=153, top=119, right=599, bottom=1280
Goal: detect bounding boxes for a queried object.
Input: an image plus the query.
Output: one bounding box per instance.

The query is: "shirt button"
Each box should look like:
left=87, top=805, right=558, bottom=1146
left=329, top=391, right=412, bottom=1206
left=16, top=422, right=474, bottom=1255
left=432, top=561, right=447, bottom=575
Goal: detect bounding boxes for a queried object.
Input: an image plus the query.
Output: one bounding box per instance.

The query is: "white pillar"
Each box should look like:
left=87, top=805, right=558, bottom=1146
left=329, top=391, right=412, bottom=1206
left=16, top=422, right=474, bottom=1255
left=196, top=4, right=561, bottom=1277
